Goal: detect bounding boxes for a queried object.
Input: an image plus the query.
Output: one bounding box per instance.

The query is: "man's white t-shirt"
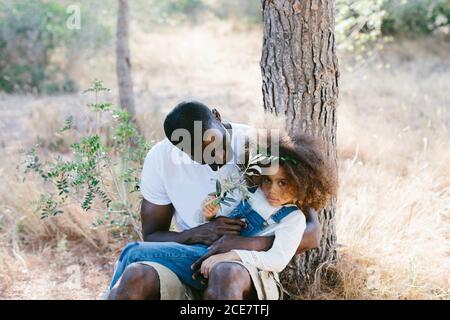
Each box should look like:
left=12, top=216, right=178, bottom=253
left=140, top=122, right=250, bottom=231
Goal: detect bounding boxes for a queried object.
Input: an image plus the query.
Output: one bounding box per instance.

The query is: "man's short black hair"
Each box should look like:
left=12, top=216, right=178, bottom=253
left=163, top=101, right=215, bottom=143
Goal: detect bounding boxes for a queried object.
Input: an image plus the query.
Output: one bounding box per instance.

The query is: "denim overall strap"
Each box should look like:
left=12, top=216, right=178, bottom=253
left=271, top=206, right=298, bottom=223
left=240, top=208, right=268, bottom=237
left=248, top=186, right=258, bottom=194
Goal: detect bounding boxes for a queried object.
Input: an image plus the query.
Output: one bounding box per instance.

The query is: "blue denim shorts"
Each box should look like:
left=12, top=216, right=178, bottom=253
left=109, top=200, right=292, bottom=291
left=109, top=241, right=209, bottom=290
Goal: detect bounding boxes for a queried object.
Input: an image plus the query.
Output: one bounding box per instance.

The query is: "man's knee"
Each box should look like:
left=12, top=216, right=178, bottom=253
left=109, top=263, right=160, bottom=300
left=205, top=262, right=253, bottom=300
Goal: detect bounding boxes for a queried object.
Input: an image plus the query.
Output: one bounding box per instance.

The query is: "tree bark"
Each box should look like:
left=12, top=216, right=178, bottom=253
left=116, top=0, right=135, bottom=117
left=260, top=0, right=339, bottom=298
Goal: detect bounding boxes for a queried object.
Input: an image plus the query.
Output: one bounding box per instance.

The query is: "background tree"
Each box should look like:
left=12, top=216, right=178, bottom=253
left=260, top=0, right=339, bottom=297
left=116, top=0, right=136, bottom=118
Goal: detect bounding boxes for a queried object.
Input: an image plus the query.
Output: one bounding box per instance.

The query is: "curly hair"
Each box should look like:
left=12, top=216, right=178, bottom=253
left=247, top=132, right=338, bottom=212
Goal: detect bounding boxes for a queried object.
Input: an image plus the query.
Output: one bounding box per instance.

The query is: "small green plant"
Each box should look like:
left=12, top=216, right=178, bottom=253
left=23, top=80, right=151, bottom=239
left=208, top=153, right=277, bottom=210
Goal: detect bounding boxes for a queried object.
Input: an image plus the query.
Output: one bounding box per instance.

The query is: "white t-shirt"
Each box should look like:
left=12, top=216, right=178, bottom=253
left=140, top=122, right=250, bottom=231
left=232, top=187, right=306, bottom=273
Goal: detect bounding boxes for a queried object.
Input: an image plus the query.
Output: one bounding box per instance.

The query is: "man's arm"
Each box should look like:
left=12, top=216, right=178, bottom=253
left=140, top=198, right=182, bottom=242
left=296, top=207, right=321, bottom=253
left=140, top=199, right=245, bottom=246
left=191, top=208, right=321, bottom=272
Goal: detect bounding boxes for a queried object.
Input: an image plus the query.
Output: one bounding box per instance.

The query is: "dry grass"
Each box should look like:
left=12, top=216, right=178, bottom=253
left=0, top=24, right=449, bottom=299
left=331, top=38, right=450, bottom=299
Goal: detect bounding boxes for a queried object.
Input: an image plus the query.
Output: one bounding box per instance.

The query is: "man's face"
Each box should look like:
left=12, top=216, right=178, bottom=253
left=169, top=108, right=233, bottom=168
left=195, top=122, right=233, bottom=167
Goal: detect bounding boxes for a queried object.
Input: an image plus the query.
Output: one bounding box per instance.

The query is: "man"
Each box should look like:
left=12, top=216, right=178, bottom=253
left=107, top=101, right=321, bottom=300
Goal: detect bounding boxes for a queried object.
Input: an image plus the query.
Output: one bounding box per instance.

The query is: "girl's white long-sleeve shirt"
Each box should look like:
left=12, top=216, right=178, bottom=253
left=230, top=187, right=306, bottom=273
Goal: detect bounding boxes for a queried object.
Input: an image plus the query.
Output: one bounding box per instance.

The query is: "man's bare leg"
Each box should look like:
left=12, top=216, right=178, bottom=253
left=204, top=262, right=257, bottom=300
left=107, top=263, right=160, bottom=300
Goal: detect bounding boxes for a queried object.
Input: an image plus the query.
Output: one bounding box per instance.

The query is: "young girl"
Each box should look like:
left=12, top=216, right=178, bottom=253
left=107, top=133, right=337, bottom=298
left=198, top=133, right=337, bottom=281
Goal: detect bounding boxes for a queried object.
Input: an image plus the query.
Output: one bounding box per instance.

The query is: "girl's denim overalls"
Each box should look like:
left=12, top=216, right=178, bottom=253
left=108, top=188, right=298, bottom=290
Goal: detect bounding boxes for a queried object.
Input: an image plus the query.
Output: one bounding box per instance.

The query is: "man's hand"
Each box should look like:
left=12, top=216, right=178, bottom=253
left=141, top=200, right=243, bottom=246
left=296, top=207, right=321, bottom=253
left=182, top=217, right=245, bottom=246
left=191, top=234, right=274, bottom=279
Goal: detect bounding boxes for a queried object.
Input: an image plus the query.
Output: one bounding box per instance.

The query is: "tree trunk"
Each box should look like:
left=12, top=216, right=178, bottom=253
left=260, top=0, right=339, bottom=298
left=116, top=0, right=135, bottom=117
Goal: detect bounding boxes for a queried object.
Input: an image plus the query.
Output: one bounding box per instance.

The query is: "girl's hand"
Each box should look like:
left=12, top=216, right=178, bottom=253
left=202, top=195, right=220, bottom=220
left=200, top=251, right=241, bottom=279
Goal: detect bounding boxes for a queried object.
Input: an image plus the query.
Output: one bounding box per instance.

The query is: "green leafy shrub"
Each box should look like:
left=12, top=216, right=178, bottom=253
left=334, top=0, right=450, bottom=60
left=0, top=0, right=110, bottom=94
left=0, top=1, right=66, bottom=93
left=336, top=0, right=387, bottom=53
left=381, top=0, right=450, bottom=36
left=23, top=80, right=151, bottom=239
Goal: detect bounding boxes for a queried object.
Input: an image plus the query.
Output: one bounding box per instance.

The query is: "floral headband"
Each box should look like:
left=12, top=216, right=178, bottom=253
left=279, top=155, right=299, bottom=165
left=254, top=148, right=299, bottom=166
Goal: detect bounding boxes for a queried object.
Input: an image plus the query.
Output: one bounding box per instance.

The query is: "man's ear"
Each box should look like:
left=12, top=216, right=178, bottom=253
left=211, top=108, right=222, bottom=122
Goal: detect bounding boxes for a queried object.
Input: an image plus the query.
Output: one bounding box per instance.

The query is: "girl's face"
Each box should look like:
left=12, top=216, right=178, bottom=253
left=260, top=165, right=298, bottom=207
